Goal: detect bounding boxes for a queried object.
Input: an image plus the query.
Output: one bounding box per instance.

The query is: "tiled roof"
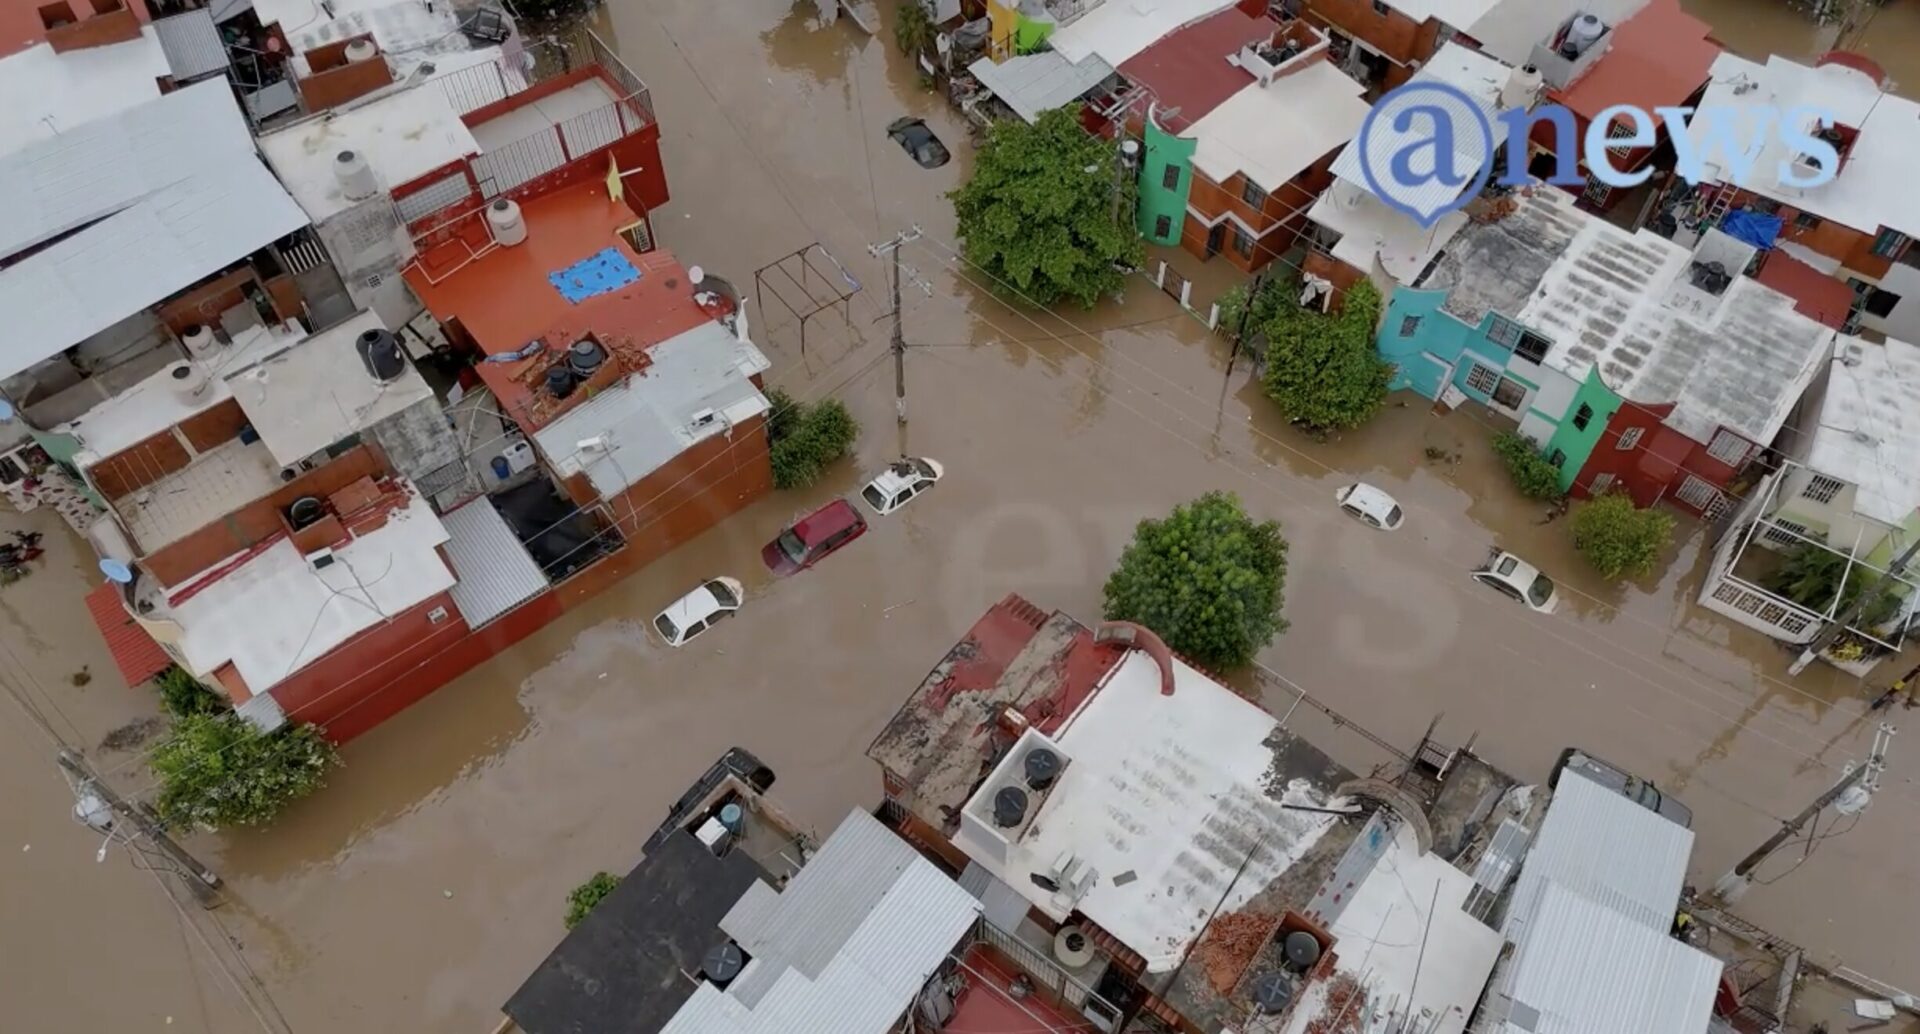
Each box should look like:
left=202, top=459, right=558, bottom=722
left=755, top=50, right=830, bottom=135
left=84, top=581, right=171, bottom=687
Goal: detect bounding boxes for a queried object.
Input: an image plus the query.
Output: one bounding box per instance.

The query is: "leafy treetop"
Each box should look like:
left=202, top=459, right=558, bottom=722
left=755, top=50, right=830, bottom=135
left=1102, top=491, right=1289, bottom=671
left=1260, top=279, right=1392, bottom=431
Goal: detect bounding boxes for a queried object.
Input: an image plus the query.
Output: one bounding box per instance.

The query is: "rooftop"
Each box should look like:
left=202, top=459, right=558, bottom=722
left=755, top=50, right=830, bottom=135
left=1420, top=187, right=1591, bottom=327
left=257, top=83, right=480, bottom=222
left=1187, top=60, right=1369, bottom=191
left=84, top=581, right=171, bottom=687
left=226, top=311, right=435, bottom=467
left=658, top=809, right=983, bottom=1034
left=1047, top=0, right=1239, bottom=68
left=1371, top=0, right=1500, bottom=29
left=1502, top=766, right=1694, bottom=937
left=965, top=50, right=1114, bottom=125
left=1755, top=247, right=1855, bottom=329
left=1688, top=52, right=1920, bottom=238
left=1462, top=0, right=1649, bottom=68
left=504, top=830, right=772, bottom=1034
left=0, top=29, right=168, bottom=156
left=115, top=437, right=285, bottom=554
left=166, top=486, right=454, bottom=696
left=532, top=321, right=770, bottom=498
left=1308, top=177, right=1472, bottom=284
left=1329, top=43, right=1511, bottom=216
left=255, top=0, right=491, bottom=81
left=1806, top=336, right=1920, bottom=525
left=1115, top=6, right=1271, bottom=129
left=1550, top=0, right=1717, bottom=121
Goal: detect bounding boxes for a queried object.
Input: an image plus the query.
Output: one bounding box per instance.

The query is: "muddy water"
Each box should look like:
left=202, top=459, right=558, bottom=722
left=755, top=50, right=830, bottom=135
left=1682, top=0, right=1920, bottom=92
left=5, top=0, right=1920, bottom=1030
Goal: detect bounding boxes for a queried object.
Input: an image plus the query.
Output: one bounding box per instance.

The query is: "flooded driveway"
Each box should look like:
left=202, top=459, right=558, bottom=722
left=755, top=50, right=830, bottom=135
left=4, top=1, right=1917, bottom=1030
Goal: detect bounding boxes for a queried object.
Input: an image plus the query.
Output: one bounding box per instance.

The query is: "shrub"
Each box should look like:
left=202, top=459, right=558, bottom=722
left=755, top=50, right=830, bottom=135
left=151, top=715, right=337, bottom=829
left=1102, top=491, right=1288, bottom=671
left=1491, top=431, right=1564, bottom=500
left=565, top=871, right=621, bottom=929
left=1570, top=492, right=1674, bottom=579
left=156, top=666, right=227, bottom=719
left=1260, top=280, right=1392, bottom=431
left=767, top=391, right=860, bottom=490
left=894, top=0, right=934, bottom=56
left=1767, top=543, right=1903, bottom=628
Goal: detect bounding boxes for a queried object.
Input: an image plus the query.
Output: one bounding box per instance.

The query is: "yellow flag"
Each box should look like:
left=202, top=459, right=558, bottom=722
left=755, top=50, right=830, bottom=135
left=606, top=153, right=623, bottom=204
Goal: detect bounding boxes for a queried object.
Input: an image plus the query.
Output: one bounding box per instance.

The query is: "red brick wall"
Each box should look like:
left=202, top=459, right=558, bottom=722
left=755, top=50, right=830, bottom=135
left=1300, top=0, right=1431, bottom=64
left=268, top=588, right=468, bottom=736
left=92, top=431, right=191, bottom=500
left=178, top=398, right=248, bottom=453
left=45, top=0, right=140, bottom=52
left=1712, top=186, right=1891, bottom=276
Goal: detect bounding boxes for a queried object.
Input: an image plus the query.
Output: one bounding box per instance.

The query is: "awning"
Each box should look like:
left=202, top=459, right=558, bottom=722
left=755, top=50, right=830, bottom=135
left=967, top=51, right=1115, bottom=124
left=84, top=582, right=172, bottom=687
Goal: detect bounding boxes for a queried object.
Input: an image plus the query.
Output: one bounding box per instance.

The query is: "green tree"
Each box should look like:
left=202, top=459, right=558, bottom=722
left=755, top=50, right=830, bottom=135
left=1491, top=431, right=1564, bottom=500
left=151, top=714, right=338, bottom=829
left=766, top=389, right=860, bottom=490
left=1767, top=543, right=1903, bottom=628
left=1260, top=280, right=1392, bottom=430
left=1102, top=492, right=1288, bottom=671
left=565, top=871, right=621, bottom=929
left=155, top=666, right=227, bottom=719
left=894, top=0, right=935, bottom=56
left=950, top=106, right=1144, bottom=309
left=1570, top=492, right=1675, bottom=579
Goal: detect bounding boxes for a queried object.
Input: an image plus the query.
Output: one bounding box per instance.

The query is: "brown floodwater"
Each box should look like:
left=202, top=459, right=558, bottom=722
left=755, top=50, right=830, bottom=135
left=3, top=1, right=1918, bottom=1031
left=1682, top=0, right=1920, bottom=92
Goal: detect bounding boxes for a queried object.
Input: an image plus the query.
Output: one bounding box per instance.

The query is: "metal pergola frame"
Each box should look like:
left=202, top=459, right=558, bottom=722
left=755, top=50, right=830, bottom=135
left=751, top=243, right=862, bottom=356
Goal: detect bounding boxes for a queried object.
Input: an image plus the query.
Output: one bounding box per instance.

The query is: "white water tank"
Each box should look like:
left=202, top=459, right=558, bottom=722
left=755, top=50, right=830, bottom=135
left=1563, top=14, right=1605, bottom=56
left=335, top=149, right=378, bottom=202
left=180, top=323, right=219, bottom=359
left=166, top=361, right=211, bottom=404
left=487, top=198, right=528, bottom=246
left=1500, top=63, right=1544, bottom=110
left=344, top=38, right=378, bottom=63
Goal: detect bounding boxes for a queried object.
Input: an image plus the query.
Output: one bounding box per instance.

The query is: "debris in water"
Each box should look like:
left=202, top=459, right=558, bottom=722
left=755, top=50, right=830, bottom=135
left=443, top=890, right=454, bottom=899
left=70, top=667, right=91, bottom=687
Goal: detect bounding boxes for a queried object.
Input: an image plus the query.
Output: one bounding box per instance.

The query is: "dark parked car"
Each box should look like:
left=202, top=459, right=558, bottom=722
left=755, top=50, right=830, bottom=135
left=1551, top=748, right=1693, bottom=829
left=761, top=498, right=868, bottom=576
left=887, top=117, right=950, bottom=168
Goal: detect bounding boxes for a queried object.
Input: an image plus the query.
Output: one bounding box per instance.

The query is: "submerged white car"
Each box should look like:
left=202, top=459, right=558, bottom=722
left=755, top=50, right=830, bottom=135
left=1335, top=483, right=1404, bottom=530
left=861, top=458, right=945, bottom=516
left=653, top=577, right=744, bottom=646
left=1472, top=550, right=1559, bottom=614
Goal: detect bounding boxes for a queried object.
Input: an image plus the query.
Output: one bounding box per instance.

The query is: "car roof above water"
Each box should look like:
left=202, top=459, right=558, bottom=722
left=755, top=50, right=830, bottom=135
left=793, top=498, right=861, bottom=541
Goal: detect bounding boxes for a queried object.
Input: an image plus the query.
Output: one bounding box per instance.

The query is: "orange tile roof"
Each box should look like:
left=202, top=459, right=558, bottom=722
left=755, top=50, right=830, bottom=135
left=84, top=581, right=171, bottom=687
left=1756, top=250, right=1854, bottom=330
left=1552, top=0, right=1720, bottom=122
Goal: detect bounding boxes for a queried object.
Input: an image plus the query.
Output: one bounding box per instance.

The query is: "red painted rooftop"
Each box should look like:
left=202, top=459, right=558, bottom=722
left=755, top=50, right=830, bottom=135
left=943, top=944, right=1089, bottom=1033
left=1118, top=6, right=1270, bottom=131
left=0, top=0, right=150, bottom=57
left=406, top=180, right=722, bottom=429
left=84, top=581, right=171, bottom=687
left=1552, top=0, right=1720, bottom=121
left=1756, top=249, right=1855, bottom=330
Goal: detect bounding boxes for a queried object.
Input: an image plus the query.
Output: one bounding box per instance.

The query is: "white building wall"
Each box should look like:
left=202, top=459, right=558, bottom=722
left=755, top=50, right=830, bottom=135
left=1769, top=466, right=1888, bottom=555
left=1870, top=261, right=1920, bottom=342
left=1507, top=357, right=1579, bottom=419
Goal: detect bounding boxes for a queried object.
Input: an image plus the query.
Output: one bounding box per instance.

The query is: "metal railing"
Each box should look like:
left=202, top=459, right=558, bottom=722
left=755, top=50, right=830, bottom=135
left=587, top=28, right=653, bottom=123
left=425, top=58, right=525, bottom=116
left=971, top=918, right=1117, bottom=1017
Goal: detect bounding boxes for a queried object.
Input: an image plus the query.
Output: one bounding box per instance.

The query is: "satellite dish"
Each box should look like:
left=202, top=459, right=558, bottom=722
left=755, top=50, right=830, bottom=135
left=689, top=265, right=705, bottom=285
left=100, top=559, right=134, bottom=584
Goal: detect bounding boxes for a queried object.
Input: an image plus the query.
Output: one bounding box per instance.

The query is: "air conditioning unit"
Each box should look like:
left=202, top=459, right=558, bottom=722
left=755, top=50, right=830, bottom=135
left=689, top=407, right=719, bottom=430
left=305, top=546, right=336, bottom=571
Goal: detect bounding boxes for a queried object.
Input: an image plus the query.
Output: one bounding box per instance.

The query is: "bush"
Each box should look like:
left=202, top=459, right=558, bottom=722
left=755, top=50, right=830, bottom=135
left=156, top=666, right=227, bottom=719
left=894, top=0, right=934, bottom=56
left=151, top=714, right=337, bottom=829
left=767, top=390, right=860, bottom=490
left=1102, top=491, right=1288, bottom=671
left=1491, top=431, right=1564, bottom=500
left=1260, top=280, right=1392, bottom=431
left=565, top=871, right=620, bottom=929
left=1767, top=543, right=1903, bottom=628
left=1570, top=492, right=1674, bottom=579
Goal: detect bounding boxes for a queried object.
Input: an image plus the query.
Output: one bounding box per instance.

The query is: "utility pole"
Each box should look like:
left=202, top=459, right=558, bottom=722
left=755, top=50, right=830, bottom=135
left=1709, top=723, right=1894, bottom=904
left=868, top=226, right=923, bottom=424
left=1224, top=267, right=1270, bottom=378
left=58, top=748, right=222, bottom=904
left=1788, top=537, right=1920, bottom=675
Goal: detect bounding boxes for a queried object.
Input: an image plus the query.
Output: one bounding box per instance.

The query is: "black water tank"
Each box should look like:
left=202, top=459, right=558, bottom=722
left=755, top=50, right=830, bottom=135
left=1024, top=748, right=1061, bottom=791
left=1283, top=931, right=1322, bottom=971
left=702, top=942, right=747, bottom=987
left=568, top=338, right=607, bottom=378
left=357, top=329, right=406, bottom=382
left=993, top=786, right=1029, bottom=828
left=545, top=365, right=576, bottom=400
left=287, top=496, right=324, bottom=530
left=1252, top=972, right=1294, bottom=1015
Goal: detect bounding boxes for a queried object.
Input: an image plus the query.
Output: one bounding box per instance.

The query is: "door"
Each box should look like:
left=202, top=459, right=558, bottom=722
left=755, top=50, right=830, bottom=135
left=1205, top=223, right=1225, bottom=256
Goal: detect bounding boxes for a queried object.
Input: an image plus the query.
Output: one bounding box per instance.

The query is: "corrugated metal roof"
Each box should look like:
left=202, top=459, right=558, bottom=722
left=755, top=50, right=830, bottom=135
left=659, top=809, right=982, bottom=1034
left=83, top=582, right=172, bottom=687
left=0, top=79, right=255, bottom=262
left=441, top=499, right=548, bottom=627
left=154, top=10, right=230, bottom=82
left=1505, top=771, right=1694, bottom=939
left=967, top=51, right=1114, bottom=124
left=0, top=157, right=308, bottom=381
left=1499, top=881, right=1721, bottom=1034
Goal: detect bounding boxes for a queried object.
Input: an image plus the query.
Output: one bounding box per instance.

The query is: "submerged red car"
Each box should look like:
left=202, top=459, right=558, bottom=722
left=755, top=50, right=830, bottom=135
left=762, top=498, right=867, bottom=576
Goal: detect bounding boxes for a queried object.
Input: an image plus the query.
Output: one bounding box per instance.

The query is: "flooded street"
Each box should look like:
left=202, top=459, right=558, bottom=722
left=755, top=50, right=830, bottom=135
left=1682, top=0, right=1920, bottom=91
left=4, top=0, right=1919, bottom=1030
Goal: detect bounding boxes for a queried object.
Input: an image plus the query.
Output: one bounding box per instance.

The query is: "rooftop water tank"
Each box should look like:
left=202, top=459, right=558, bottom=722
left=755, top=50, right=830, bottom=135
left=335, top=150, right=378, bottom=202
left=568, top=338, right=607, bottom=378
left=1500, top=63, right=1544, bottom=110
left=992, top=785, right=1029, bottom=828
left=357, top=328, right=406, bottom=382
left=1024, top=747, right=1061, bottom=790
left=166, top=361, right=211, bottom=404
left=545, top=365, right=576, bottom=400
left=344, top=38, right=378, bottom=63
left=487, top=198, right=527, bottom=247
left=1561, top=13, right=1605, bottom=57
left=180, top=323, right=219, bottom=359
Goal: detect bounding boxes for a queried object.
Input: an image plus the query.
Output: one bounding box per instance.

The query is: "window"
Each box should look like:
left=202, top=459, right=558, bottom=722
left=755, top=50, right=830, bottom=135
left=1241, top=179, right=1266, bottom=207
left=1675, top=475, right=1723, bottom=512
left=1400, top=315, right=1422, bottom=337
left=1412, top=249, right=1447, bottom=288
left=1605, top=118, right=1639, bottom=156
left=1232, top=228, right=1254, bottom=258
left=1485, top=316, right=1521, bottom=348
left=1492, top=376, right=1527, bottom=410
left=1795, top=211, right=1822, bottom=231
left=1571, top=403, right=1594, bottom=431
left=1582, top=175, right=1612, bottom=207
left=1513, top=330, right=1551, bottom=365
left=1615, top=426, right=1643, bottom=451
left=1371, top=0, right=1389, bottom=12
left=1801, top=473, right=1845, bottom=503
left=1161, top=164, right=1180, bottom=190
left=1763, top=517, right=1811, bottom=548
left=1154, top=214, right=1173, bottom=238
left=1872, top=228, right=1909, bottom=258
left=1548, top=449, right=1567, bottom=468
left=1588, top=472, right=1616, bottom=495
left=1705, top=429, right=1750, bottom=465
left=1464, top=363, right=1500, bottom=395
left=1865, top=286, right=1902, bottom=318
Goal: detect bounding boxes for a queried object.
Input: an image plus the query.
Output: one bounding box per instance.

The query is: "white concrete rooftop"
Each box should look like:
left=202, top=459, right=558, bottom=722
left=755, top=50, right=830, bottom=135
left=1328, top=43, right=1511, bottom=217
left=0, top=28, right=170, bottom=157
left=1309, top=178, right=1471, bottom=286
left=226, top=311, right=435, bottom=467
left=1048, top=0, right=1238, bottom=68
left=1806, top=336, right=1920, bottom=525
left=258, top=82, right=480, bottom=222
left=1188, top=60, right=1368, bottom=192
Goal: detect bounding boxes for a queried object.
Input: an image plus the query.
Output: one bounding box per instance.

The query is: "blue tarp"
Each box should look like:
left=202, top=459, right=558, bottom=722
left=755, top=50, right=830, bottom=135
left=548, top=248, right=641, bottom=304
left=1720, top=209, right=1783, bottom=251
